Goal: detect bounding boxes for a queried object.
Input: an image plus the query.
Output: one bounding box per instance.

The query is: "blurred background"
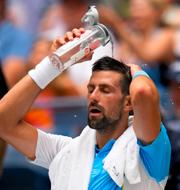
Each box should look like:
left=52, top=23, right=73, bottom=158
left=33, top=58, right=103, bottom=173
left=0, top=0, right=180, bottom=189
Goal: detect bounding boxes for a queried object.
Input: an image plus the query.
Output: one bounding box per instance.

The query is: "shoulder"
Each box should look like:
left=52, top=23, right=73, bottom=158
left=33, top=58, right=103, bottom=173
left=37, top=129, right=72, bottom=149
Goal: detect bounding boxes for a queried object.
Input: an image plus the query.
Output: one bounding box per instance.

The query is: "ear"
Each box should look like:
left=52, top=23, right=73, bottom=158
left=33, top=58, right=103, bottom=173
left=123, top=95, right=133, bottom=112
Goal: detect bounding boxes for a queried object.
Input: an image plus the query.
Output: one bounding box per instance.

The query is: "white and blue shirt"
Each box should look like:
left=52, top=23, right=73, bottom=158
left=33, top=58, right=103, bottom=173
left=88, top=123, right=171, bottom=190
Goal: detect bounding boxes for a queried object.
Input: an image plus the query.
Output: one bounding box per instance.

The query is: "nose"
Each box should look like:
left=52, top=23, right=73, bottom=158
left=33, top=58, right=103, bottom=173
left=88, top=88, right=100, bottom=103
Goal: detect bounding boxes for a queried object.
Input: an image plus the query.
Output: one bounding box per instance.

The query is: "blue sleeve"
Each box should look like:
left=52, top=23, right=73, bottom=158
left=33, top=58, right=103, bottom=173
left=137, top=123, right=171, bottom=182
left=8, top=28, right=33, bottom=58
left=0, top=22, right=33, bottom=61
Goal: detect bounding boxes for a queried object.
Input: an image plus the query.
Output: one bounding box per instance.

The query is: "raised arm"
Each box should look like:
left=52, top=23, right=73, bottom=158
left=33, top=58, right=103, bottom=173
left=0, top=74, right=41, bottom=159
left=129, top=64, right=161, bottom=144
left=98, top=5, right=174, bottom=63
left=0, top=28, right=87, bottom=160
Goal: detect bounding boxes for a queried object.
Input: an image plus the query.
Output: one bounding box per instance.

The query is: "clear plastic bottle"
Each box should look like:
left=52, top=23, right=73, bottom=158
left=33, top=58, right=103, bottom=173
left=49, top=6, right=111, bottom=71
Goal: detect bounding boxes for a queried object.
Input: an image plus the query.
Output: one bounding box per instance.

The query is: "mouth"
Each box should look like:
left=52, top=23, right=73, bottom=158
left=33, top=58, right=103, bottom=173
left=88, top=106, right=102, bottom=117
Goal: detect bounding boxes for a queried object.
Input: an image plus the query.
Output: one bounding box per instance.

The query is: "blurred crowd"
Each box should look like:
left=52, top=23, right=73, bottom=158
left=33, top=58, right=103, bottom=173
left=0, top=0, right=180, bottom=189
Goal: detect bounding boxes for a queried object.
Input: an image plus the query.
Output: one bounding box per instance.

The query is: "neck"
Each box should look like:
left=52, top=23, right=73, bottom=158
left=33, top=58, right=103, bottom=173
left=96, top=115, right=129, bottom=149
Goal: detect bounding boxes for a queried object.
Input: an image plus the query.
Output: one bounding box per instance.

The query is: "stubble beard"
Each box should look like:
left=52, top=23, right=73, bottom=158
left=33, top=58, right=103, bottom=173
left=88, top=111, right=123, bottom=134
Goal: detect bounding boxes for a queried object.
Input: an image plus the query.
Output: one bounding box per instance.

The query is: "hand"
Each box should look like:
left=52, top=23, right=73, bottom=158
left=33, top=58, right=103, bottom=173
left=51, top=28, right=85, bottom=51
left=51, top=28, right=93, bottom=62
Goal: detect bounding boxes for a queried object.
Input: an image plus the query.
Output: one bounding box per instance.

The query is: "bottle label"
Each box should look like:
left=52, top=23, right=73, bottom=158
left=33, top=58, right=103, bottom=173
left=89, top=39, right=101, bottom=50
left=70, top=46, right=91, bottom=63
left=49, top=54, right=63, bottom=71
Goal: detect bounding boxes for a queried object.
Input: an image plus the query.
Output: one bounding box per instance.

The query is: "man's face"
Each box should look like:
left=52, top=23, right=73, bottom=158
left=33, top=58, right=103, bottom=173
left=87, top=71, right=127, bottom=133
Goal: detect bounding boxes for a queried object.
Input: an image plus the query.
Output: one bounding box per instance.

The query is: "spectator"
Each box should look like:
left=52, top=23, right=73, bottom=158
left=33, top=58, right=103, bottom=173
left=0, top=0, right=33, bottom=87
left=0, top=0, right=32, bottom=176
left=7, top=0, right=56, bottom=34
left=98, top=0, right=175, bottom=120
left=0, top=62, right=9, bottom=176
left=167, top=62, right=180, bottom=120
left=39, top=0, right=90, bottom=37
left=164, top=61, right=180, bottom=190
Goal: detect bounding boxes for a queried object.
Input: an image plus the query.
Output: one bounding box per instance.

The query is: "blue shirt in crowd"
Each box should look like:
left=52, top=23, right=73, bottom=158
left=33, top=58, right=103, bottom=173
left=0, top=21, right=33, bottom=62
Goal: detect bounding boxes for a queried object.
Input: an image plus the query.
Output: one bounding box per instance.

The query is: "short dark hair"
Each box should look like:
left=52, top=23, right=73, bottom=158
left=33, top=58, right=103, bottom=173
left=92, top=56, right=132, bottom=95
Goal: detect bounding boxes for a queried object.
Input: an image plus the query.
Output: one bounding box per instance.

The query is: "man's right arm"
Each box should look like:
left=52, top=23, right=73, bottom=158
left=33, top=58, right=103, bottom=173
left=0, top=28, right=88, bottom=160
left=0, top=75, right=41, bottom=160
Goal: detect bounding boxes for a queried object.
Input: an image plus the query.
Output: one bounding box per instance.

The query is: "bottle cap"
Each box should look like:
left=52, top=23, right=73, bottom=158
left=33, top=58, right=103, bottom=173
left=81, top=5, right=99, bottom=26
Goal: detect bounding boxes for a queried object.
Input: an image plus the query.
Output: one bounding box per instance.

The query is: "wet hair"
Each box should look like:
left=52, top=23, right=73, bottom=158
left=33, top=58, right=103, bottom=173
left=92, top=56, right=132, bottom=95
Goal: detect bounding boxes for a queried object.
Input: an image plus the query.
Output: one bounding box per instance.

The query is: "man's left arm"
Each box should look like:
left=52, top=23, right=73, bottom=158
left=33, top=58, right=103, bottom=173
left=129, top=64, right=171, bottom=182
left=129, top=64, right=161, bottom=144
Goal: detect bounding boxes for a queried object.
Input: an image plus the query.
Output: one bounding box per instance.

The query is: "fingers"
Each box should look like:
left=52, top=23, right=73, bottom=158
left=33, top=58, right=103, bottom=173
left=65, top=31, right=74, bottom=41
left=78, top=47, right=94, bottom=63
left=72, top=28, right=85, bottom=38
left=51, top=28, right=85, bottom=51
left=51, top=38, right=65, bottom=52
left=64, top=28, right=85, bottom=41
left=84, top=50, right=93, bottom=60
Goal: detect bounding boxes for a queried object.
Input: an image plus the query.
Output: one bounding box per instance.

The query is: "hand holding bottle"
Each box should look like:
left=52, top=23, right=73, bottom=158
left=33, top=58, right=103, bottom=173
left=28, top=6, right=111, bottom=89
left=51, top=28, right=94, bottom=64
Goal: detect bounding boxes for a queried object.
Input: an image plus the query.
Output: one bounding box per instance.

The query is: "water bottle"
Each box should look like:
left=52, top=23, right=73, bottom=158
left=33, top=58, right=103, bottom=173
left=49, top=6, right=111, bottom=71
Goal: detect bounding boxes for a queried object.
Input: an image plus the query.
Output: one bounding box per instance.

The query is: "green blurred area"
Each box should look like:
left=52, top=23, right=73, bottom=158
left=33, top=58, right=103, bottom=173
left=101, top=0, right=130, bottom=18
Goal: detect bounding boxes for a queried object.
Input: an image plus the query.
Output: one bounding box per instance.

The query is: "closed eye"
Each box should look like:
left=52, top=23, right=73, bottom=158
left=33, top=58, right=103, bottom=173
left=87, top=85, right=94, bottom=94
left=101, top=87, right=110, bottom=93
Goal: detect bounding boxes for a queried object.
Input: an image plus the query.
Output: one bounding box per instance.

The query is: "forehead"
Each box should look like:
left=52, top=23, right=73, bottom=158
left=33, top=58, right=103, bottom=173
left=89, top=71, right=122, bottom=86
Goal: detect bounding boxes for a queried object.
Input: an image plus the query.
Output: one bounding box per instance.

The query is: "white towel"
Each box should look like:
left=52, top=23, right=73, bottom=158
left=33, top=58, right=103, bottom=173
left=34, top=116, right=166, bottom=190
left=103, top=125, right=141, bottom=187
left=46, top=122, right=165, bottom=190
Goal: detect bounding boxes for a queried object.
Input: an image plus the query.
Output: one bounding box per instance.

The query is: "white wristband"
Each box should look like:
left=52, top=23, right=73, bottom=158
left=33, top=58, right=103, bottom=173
left=28, top=56, right=61, bottom=89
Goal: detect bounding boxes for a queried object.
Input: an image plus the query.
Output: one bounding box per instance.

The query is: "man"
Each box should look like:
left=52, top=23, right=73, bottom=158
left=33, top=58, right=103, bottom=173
left=0, top=28, right=171, bottom=189
left=0, top=0, right=32, bottom=87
